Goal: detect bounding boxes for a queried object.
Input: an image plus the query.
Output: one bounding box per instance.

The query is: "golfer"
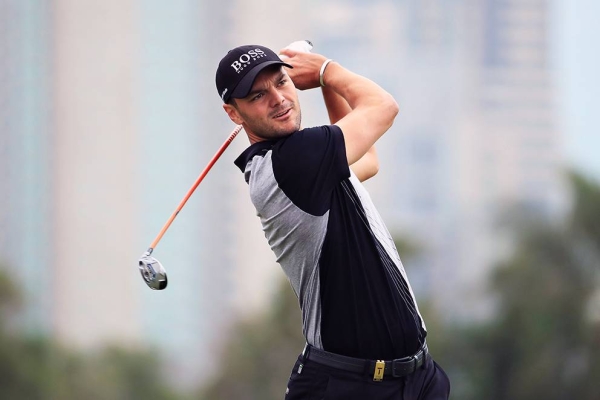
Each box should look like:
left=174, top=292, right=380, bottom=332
left=216, top=43, right=450, bottom=400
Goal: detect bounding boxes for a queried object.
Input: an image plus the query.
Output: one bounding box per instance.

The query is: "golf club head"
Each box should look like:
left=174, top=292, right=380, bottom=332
left=138, top=252, right=168, bottom=290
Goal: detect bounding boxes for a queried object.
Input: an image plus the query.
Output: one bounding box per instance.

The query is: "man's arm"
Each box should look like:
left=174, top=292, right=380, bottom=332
left=280, top=48, right=399, bottom=166
left=321, top=85, right=379, bottom=182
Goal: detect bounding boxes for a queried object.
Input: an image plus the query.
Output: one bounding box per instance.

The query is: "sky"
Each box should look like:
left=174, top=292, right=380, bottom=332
left=555, top=0, right=600, bottom=181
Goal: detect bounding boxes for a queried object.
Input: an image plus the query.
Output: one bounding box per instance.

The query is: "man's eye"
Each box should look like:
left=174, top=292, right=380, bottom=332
left=251, top=93, right=263, bottom=101
left=278, top=79, right=287, bottom=86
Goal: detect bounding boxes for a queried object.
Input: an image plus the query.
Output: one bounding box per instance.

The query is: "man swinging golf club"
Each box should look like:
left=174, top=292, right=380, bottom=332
left=216, top=42, right=451, bottom=400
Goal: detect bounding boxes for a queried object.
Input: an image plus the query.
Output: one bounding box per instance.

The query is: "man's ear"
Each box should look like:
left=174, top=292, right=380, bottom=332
left=223, top=103, right=243, bottom=125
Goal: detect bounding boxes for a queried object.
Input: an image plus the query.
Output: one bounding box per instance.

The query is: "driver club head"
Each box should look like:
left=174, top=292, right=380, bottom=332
left=138, top=252, right=168, bottom=290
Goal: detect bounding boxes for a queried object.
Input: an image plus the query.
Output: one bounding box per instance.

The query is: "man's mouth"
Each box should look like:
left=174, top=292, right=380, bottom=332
left=273, top=108, right=292, bottom=119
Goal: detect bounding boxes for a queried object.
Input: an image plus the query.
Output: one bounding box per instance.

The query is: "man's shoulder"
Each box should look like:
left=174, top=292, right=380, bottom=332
left=234, top=125, right=344, bottom=172
left=293, top=124, right=343, bottom=136
left=276, top=125, right=343, bottom=148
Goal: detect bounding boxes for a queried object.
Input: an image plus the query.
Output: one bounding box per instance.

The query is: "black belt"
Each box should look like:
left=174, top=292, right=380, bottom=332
left=302, top=343, right=429, bottom=381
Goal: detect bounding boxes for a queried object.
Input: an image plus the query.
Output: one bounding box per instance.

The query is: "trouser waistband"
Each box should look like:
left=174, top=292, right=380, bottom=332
left=302, top=343, right=429, bottom=381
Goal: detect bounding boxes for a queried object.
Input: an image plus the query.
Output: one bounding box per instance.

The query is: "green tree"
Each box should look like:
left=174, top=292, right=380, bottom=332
left=0, top=267, right=183, bottom=399
left=456, top=174, right=600, bottom=400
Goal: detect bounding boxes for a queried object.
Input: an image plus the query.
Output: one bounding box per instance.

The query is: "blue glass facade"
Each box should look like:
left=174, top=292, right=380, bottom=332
left=0, top=0, right=52, bottom=334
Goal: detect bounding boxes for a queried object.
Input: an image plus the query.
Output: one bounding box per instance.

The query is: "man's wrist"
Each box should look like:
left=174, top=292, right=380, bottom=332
left=319, top=59, right=334, bottom=87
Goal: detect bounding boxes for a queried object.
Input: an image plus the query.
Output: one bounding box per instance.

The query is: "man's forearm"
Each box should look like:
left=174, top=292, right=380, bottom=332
left=322, top=85, right=351, bottom=124
left=322, top=86, right=379, bottom=181
left=322, top=62, right=398, bottom=166
left=322, top=62, right=397, bottom=119
left=281, top=48, right=398, bottom=165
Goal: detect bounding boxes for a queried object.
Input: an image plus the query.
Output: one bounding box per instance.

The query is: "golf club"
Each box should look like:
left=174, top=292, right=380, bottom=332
left=138, top=40, right=313, bottom=290
left=138, top=124, right=243, bottom=290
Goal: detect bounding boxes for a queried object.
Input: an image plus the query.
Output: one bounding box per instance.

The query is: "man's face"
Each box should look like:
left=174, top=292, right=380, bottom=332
left=225, top=66, right=301, bottom=141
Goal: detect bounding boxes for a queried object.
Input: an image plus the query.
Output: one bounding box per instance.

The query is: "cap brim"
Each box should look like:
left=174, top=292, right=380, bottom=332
left=229, top=61, right=293, bottom=100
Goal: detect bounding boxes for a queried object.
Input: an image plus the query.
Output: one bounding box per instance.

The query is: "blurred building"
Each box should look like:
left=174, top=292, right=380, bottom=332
left=453, top=0, right=566, bottom=316
left=312, top=0, right=565, bottom=320
left=51, top=0, right=141, bottom=348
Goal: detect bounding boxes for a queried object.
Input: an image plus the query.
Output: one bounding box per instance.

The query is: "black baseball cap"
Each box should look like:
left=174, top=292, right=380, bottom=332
left=216, top=45, right=292, bottom=103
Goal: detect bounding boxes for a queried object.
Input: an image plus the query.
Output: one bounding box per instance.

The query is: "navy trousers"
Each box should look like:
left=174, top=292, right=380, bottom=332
left=284, top=353, right=450, bottom=400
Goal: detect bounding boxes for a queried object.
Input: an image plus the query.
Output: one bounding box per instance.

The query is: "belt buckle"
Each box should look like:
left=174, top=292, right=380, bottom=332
left=373, top=360, right=385, bottom=381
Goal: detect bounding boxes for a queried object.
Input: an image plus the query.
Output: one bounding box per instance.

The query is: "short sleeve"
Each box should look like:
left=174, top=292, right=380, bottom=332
left=271, top=125, right=350, bottom=216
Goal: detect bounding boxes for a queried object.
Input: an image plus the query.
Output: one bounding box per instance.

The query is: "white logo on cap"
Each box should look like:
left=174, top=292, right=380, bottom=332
left=230, top=48, right=266, bottom=73
left=221, top=88, right=228, bottom=100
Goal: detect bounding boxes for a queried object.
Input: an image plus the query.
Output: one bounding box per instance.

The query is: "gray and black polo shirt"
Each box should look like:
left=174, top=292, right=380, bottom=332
left=234, top=125, right=426, bottom=360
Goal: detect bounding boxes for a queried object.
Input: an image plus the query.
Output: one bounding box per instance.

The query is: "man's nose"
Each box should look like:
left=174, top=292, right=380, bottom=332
left=269, top=88, right=285, bottom=106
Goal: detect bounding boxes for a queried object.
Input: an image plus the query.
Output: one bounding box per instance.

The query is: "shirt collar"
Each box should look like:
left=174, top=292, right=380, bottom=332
left=233, top=140, right=278, bottom=172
